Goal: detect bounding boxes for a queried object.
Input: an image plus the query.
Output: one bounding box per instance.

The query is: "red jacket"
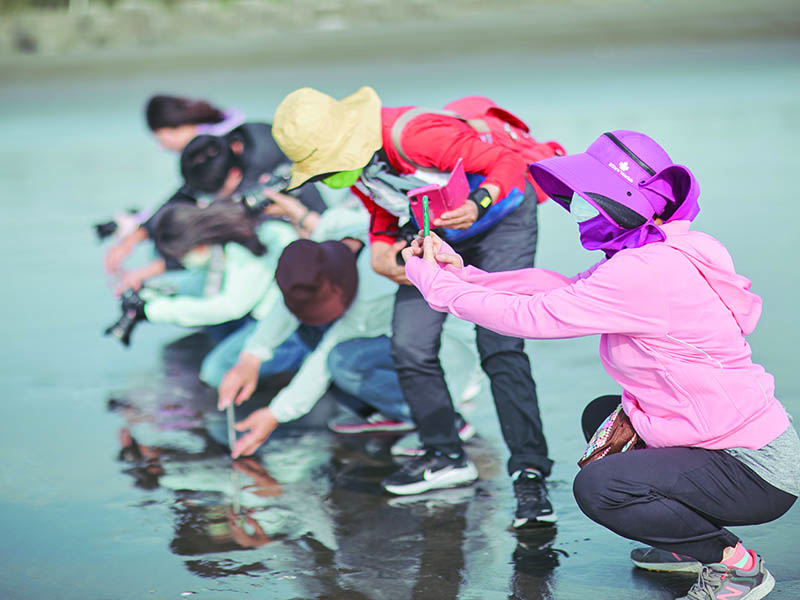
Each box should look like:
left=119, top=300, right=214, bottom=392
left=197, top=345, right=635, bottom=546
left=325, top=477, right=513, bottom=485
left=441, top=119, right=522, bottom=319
left=355, top=105, right=537, bottom=245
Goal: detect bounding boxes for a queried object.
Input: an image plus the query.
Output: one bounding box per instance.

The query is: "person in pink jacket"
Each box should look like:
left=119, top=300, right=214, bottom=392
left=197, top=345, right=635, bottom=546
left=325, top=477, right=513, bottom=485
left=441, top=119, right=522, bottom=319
left=401, top=130, right=799, bottom=600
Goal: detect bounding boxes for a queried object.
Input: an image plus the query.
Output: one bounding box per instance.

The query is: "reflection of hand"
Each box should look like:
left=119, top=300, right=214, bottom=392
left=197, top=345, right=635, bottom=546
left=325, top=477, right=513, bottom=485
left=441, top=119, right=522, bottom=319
left=226, top=507, right=270, bottom=548
left=218, top=353, right=261, bottom=410
left=234, top=458, right=282, bottom=498
left=233, top=408, right=279, bottom=458
left=370, top=240, right=410, bottom=285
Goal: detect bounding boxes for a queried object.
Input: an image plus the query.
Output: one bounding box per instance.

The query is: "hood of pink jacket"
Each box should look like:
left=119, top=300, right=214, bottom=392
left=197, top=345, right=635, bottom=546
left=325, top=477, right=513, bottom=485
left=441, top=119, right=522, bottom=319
left=661, top=221, right=762, bottom=335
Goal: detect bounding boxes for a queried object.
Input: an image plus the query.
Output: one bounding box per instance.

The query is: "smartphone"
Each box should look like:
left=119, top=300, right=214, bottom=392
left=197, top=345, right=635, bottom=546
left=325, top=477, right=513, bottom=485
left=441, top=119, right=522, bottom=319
left=407, top=158, right=469, bottom=229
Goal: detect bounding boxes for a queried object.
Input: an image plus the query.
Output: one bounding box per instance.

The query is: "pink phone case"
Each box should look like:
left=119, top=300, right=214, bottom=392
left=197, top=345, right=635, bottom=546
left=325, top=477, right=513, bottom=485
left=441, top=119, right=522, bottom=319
left=407, top=159, right=469, bottom=228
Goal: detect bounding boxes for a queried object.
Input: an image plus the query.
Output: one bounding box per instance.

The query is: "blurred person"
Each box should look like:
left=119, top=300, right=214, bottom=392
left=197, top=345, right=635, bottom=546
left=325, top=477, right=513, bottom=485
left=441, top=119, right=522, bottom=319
left=120, top=200, right=310, bottom=388
left=145, top=94, right=245, bottom=153
left=105, top=124, right=326, bottom=295
left=271, top=86, right=563, bottom=527
left=402, top=131, right=799, bottom=600
left=96, top=94, right=245, bottom=240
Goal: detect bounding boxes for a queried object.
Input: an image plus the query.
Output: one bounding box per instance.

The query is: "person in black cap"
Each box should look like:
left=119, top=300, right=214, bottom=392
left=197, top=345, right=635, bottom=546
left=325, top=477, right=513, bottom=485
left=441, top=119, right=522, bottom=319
left=104, top=123, right=327, bottom=296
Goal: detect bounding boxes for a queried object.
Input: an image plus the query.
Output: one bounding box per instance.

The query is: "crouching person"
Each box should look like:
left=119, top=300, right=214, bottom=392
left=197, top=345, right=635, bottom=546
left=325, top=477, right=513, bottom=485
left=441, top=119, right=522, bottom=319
left=402, top=130, right=799, bottom=600
left=119, top=200, right=306, bottom=384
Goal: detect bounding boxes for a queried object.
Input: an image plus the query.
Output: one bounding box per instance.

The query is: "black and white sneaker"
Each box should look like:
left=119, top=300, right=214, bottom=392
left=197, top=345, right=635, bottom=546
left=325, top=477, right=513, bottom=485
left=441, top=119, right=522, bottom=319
left=512, top=468, right=557, bottom=528
left=382, top=449, right=478, bottom=496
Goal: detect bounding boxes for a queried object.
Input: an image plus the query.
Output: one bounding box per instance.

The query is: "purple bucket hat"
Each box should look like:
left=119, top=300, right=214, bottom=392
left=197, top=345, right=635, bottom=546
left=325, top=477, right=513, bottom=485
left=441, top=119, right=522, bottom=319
left=530, top=130, right=700, bottom=255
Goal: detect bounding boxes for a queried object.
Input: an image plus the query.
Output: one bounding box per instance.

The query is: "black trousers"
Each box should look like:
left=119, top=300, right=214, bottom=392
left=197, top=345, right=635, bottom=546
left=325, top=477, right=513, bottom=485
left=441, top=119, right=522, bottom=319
left=573, top=395, right=797, bottom=563
left=390, top=187, right=552, bottom=476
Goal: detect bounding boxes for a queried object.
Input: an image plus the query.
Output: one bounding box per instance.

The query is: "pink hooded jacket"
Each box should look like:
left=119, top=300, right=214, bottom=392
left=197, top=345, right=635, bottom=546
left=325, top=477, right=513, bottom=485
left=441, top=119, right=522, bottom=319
left=405, top=220, right=789, bottom=450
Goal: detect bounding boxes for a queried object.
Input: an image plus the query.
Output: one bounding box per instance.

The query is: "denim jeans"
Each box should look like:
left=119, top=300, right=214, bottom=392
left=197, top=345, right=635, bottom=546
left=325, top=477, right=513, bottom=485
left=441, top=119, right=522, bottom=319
left=200, top=318, right=317, bottom=388
left=326, top=336, right=411, bottom=422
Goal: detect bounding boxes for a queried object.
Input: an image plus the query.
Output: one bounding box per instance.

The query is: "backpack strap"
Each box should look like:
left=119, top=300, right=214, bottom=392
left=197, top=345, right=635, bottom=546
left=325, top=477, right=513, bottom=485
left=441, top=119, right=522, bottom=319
left=390, top=107, right=491, bottom=168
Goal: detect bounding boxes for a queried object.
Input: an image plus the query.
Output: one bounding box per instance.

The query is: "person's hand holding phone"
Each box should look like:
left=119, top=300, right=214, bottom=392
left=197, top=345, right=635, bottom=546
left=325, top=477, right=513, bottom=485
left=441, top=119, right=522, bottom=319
left=370, top=240, right=411, bottom=285
left=402, top=232, right=464, bottom=269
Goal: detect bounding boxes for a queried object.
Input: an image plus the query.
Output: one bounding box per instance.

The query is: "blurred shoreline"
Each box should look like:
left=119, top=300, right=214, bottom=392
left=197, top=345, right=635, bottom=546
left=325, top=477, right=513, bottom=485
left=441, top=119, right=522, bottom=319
left=2, top=0, right=799, bottom=82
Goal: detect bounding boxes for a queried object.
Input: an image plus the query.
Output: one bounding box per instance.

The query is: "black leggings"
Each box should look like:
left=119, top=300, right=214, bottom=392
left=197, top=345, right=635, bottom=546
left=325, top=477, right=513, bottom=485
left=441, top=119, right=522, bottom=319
left=573, top=395, right=797, bottom=563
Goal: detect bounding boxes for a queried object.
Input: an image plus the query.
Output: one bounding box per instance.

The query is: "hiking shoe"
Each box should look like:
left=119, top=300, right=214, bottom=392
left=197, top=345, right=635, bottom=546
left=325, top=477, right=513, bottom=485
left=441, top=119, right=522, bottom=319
left=677, top=552, right=774, bottom=600
left=390, top=414, right=476, bottom=457
left=512, top=468, right=557, bottom=528
left=631, top=547, right=702, bottom=574
left=382, top=449, right=478, bottom=495
left=328, top=412, right=415, bottom=434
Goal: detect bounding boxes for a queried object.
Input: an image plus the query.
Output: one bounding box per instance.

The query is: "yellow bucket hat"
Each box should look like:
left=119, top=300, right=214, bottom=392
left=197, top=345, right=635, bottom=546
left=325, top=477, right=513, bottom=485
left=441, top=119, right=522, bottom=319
left=273, top=86, right=383, bottom=190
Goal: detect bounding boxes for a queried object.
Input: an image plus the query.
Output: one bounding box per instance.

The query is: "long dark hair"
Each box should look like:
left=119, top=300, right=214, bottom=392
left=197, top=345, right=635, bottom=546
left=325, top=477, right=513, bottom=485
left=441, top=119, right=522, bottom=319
left=145, top=95, right=225, bottom=131
left=152, top=201, right=267, bottom=264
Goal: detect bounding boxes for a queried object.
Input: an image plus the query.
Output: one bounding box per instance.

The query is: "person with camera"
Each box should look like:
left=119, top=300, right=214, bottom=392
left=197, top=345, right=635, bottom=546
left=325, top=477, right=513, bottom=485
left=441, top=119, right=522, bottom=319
left=104, top=122, right=327, bottom=297
left=269, top=86, right=564, bottom=528
left=95, top=94, right=246, bottom=242
left=111, top=200, right=312, bottom=388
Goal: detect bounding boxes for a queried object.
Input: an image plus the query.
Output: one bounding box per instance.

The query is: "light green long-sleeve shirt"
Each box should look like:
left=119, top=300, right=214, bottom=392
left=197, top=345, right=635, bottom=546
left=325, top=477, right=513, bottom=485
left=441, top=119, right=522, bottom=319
left=144, top=220, right=298, bottom=326
left=242, top=202, right=481, bottom=423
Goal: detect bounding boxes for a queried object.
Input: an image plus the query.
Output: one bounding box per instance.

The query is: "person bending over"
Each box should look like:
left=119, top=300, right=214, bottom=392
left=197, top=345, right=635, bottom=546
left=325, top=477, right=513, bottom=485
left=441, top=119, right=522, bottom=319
left=123, top=200, right=304, bottom=387
left=104, top=124, right=326, bottom=295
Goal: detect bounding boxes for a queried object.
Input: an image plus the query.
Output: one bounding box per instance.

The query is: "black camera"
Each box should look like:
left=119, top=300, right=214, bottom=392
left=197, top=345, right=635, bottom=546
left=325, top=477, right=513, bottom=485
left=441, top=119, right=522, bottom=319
left=93, top=208, right=141, bottom=241
left=105, top=289, right=146, bottom=347
left=395, top=221, right=420, bottom=266
left=233, top=169, right=291, bottom=217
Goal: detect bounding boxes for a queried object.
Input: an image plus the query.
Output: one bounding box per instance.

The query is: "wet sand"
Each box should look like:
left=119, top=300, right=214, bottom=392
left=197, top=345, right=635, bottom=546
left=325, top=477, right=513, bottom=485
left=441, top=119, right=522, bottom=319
left=1, top=5, right=799, bottom=599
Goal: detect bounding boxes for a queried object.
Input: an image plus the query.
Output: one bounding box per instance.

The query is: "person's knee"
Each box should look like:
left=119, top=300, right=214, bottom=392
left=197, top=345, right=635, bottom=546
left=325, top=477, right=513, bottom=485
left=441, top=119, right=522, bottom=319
left=573, top=461, right=615, bottom=523
left=326, top=343, right=348, bottom=375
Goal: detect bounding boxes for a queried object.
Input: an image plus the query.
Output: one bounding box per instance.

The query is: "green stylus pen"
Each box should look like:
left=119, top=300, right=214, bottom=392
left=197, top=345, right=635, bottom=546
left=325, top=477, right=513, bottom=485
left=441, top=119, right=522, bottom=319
left=422, top=195, right=430, bottom=236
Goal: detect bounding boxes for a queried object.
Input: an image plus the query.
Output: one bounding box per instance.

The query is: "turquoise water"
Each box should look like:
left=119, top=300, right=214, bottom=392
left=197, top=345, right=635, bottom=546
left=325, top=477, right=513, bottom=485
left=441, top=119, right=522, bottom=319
left=0, top=38, right=798, bottom=599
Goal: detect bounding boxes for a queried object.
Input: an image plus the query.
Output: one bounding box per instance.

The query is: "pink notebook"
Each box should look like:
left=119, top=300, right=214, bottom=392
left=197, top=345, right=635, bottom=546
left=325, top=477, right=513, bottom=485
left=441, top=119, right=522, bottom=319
left=407, top=159, right=470, bottom=228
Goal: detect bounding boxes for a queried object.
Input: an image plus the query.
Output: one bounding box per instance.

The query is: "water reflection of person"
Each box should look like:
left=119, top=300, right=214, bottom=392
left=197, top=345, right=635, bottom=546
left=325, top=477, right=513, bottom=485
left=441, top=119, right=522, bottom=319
left=510, top=527, right=563, bottom=600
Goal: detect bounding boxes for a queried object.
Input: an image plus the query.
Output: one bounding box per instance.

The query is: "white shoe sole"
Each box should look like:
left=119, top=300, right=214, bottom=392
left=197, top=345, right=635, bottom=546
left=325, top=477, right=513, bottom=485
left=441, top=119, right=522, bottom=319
left=384, top=462, right=479, bottom=496
left=747, top=569, right=775, bottom=600
left=513, top=511, right=558, bottom=529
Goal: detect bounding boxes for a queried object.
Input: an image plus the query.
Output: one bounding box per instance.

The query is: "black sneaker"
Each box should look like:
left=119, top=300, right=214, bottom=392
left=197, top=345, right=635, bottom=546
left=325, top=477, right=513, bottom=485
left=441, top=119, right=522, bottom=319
left=631, top=547, right=702, bottom=574
left=382, top=449, right=478, bottom=496
left=512, top=468, right=557, bottom=528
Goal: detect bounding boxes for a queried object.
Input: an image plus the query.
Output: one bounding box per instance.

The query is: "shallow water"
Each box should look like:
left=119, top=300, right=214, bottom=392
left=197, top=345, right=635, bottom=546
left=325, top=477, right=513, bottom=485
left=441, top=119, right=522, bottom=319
left=1, top=35, right=799, bottom=600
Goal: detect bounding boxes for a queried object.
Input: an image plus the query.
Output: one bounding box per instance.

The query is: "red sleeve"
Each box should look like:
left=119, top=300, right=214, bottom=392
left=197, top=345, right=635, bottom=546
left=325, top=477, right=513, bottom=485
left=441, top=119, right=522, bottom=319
left=350, top=185, right=399, bottom=245
left=400, top=115, right=528, bottom=203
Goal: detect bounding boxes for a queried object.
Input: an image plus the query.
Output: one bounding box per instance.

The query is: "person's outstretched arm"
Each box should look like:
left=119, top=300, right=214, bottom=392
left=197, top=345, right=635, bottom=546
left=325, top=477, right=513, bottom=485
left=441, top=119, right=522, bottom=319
left=405, top=237, right=668, bottom=340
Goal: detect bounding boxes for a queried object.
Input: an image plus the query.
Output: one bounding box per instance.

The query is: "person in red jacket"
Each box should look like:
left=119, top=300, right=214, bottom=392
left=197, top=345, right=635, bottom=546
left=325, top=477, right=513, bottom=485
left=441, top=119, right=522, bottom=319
left=272, top=86, right=561, bottom=528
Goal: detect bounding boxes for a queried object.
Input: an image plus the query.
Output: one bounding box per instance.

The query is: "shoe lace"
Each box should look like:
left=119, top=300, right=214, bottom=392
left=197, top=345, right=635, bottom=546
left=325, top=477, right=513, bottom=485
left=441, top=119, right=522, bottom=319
left=684, top=565, right=727, bottom=600
left=515, top=471, right=546, bottom=506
